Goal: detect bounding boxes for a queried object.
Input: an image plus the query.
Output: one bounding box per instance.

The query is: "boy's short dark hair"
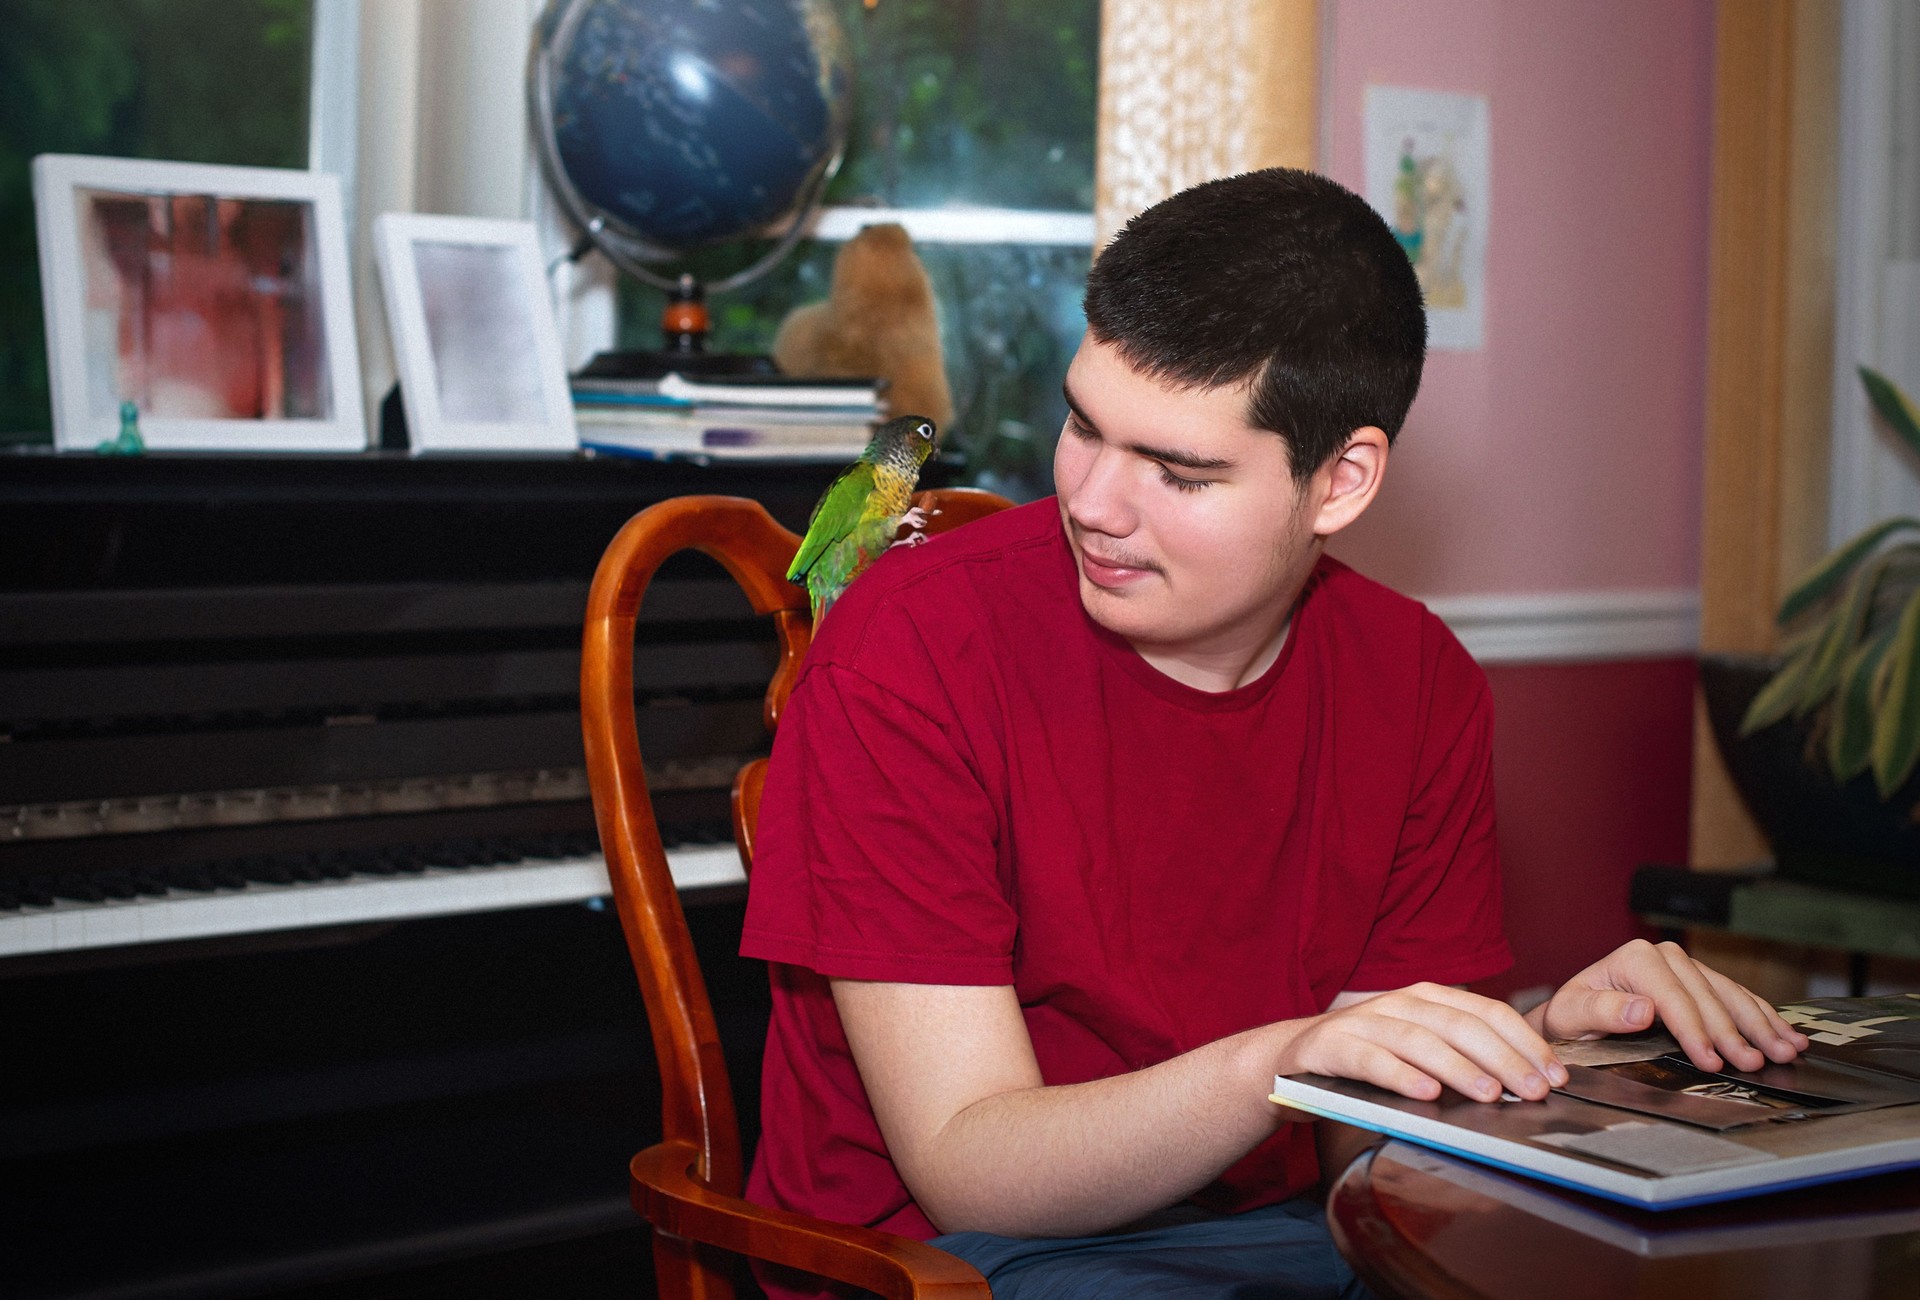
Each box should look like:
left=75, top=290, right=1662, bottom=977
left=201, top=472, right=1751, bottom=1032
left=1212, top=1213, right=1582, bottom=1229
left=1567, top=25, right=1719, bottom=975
left=1083, top=167, right=1426, bottom=484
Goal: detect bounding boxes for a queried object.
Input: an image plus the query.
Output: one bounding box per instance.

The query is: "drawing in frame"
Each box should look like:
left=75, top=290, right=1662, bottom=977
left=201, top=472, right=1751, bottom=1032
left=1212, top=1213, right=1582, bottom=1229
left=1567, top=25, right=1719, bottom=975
left=32, top=153, right=366, bottom=452
left=373, top=213, right=578, bottom=454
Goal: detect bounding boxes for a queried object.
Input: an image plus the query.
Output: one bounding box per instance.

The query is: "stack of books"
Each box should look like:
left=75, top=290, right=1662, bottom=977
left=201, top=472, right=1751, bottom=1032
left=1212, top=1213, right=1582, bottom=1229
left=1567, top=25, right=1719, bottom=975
left=572, top=371, right=884, bottom=463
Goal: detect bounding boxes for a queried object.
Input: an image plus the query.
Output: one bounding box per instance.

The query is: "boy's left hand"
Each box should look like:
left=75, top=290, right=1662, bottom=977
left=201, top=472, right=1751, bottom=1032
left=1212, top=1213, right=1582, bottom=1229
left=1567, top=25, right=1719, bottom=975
left=1526, top=939, right=1810, bottom=1072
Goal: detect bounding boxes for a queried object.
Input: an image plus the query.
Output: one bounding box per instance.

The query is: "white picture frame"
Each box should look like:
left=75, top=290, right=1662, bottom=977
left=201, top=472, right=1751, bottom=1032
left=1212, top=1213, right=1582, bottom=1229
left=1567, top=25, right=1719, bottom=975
left=32, top=153, right=367, bottom=452
left=373, top=213, right=577, bottom=454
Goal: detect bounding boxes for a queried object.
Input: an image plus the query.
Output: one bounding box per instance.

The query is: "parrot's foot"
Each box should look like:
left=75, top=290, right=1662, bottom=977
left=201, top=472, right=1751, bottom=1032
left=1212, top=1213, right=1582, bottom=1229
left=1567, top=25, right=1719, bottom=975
left=891, top=504, right=941, bottom=549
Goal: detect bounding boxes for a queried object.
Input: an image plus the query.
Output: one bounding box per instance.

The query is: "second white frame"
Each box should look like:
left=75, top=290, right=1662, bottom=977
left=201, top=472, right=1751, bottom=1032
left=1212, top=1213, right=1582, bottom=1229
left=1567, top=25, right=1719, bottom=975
left=374, top=213, right=577, bottom=454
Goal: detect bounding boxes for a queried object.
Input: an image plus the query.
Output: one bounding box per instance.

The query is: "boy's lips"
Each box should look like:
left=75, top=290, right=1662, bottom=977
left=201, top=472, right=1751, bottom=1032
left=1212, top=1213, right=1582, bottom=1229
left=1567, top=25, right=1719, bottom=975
left=1078, top=545, right=1156, bottom=588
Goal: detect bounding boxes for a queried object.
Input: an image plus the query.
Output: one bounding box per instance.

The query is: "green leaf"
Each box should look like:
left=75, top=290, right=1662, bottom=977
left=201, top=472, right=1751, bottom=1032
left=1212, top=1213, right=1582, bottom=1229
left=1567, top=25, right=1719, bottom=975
left=1795, top=550, right=1900, bottom=715
left=1860, top=365, right=1920, bottom=459
left=1826, top=625, right=1897, bottom=780
left=1740, top=644, right=1818, bottom=735
left=1777, top=622, right=1822, bottom=660
left=1869, top=587, right=1920, bottom=796
left=1778, top=517, right=1920, bottom=625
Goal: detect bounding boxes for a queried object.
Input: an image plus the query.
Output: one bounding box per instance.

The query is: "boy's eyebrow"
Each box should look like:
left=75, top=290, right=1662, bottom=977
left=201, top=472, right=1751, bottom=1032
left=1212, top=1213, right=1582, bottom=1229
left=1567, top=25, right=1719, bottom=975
left=1061, top=380, right=1236, bottom=472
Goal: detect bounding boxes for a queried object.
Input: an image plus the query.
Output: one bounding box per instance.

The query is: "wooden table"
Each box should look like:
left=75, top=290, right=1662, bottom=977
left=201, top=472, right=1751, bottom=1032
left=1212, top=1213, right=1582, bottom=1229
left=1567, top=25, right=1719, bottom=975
left=1327, top=1140, right=1920, bottom=1299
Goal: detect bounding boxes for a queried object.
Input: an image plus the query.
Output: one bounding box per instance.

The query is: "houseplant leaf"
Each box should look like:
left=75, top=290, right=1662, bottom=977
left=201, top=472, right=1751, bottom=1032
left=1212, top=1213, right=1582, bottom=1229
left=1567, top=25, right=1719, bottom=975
left=1776, top=516, right=1920, bottom=626
left=1795, top=550, right=1899, bottom=715
left=1859, top=365, right=1920, bottom=458
left=1869, top=586, right=1920, bottom=796
left=1740, top=641, right=1818, bottom=735
left=1827, top=624, right=1897, bottom=780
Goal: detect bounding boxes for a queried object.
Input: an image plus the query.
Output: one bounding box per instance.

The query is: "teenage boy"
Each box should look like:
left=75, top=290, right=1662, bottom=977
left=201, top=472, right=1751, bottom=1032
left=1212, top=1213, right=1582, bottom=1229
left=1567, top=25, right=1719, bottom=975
left=740, top=168, right=1807, bottom=1299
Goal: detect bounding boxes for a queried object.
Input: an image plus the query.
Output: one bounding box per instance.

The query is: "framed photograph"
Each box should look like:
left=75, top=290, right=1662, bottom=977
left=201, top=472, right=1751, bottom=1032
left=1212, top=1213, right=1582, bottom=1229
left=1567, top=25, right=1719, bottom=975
left=373, top=213, right=577, bottom=454
left=1363, top=86, right=1491, bottom=351
left=32, top=154, right=366, bottom=451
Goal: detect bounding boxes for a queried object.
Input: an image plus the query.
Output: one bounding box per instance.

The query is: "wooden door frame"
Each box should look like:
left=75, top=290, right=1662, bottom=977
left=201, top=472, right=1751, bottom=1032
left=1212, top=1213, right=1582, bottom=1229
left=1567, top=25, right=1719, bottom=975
left=1692, top=0, right=1840, bottom=994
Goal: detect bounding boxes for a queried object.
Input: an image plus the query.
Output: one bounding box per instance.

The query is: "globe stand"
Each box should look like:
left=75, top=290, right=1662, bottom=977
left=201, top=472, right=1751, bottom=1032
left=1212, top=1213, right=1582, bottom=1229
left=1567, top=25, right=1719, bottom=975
left=528, top=0, right=853, bottom=384
left=573, top=274, right=777, bottom=381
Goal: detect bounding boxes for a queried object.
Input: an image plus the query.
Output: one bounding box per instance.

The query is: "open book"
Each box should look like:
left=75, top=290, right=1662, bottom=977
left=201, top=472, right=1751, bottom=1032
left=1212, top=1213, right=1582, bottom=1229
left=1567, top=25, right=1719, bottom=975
left=1269, top=993, right=1920, bottom=1208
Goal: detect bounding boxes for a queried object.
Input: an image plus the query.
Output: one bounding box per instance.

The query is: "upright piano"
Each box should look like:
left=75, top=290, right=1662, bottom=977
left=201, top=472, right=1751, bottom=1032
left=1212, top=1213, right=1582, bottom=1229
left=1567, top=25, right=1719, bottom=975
left=0, top=450, right=868, bottom=1299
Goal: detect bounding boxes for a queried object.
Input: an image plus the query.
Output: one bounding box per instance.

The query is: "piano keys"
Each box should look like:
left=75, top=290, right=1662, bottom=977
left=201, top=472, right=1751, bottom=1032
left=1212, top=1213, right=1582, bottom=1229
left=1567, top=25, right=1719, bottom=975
left=0, top=451, right=870, bottom=955
left=0, top=843, right=745, bottom=957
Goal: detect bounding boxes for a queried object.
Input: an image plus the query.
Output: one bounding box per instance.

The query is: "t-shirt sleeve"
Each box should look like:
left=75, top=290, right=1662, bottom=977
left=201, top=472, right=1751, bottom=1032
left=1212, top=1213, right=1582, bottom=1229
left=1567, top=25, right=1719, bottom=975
left=1344, top=617, right=1512, bottom=990
left=740, top=650, right=1016, bottom=986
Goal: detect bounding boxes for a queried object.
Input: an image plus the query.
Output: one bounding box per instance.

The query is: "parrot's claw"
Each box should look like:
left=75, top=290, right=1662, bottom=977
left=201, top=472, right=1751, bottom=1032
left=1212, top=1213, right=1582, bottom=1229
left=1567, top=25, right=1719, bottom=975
left=899, top=505, right=934, bottom=530
left=890, top=531, right=930, bottom=549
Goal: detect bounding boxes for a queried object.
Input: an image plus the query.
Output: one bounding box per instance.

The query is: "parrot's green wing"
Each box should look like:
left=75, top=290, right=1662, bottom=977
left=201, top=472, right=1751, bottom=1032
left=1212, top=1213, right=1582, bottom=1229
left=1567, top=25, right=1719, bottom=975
left=787, top=459, right=878, bottom=583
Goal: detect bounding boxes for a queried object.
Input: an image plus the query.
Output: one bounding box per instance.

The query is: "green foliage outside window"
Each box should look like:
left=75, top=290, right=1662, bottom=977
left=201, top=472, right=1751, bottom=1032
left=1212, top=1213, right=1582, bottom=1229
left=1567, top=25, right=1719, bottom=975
left=0, top=0, right=312, bottom=442
left=826, top=0, right=1097, bottom=211
left=615, top=0, right=1100, bottom=498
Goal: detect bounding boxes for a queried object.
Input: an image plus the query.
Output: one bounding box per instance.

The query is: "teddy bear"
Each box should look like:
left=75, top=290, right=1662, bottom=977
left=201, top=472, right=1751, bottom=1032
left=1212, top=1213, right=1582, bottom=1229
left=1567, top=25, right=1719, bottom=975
left=772, top=222, right=954, bottom=429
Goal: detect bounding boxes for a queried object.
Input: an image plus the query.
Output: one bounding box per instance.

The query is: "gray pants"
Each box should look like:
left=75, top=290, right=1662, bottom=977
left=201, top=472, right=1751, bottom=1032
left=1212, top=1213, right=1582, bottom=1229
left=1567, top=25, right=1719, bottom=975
left=928, top=1198, right=1375, bottom=1300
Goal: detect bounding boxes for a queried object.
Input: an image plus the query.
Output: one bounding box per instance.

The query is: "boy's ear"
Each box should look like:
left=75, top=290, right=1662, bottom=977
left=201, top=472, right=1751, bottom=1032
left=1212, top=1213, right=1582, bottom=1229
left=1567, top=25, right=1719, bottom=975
left=1310, top=426, right=1389, bottom=538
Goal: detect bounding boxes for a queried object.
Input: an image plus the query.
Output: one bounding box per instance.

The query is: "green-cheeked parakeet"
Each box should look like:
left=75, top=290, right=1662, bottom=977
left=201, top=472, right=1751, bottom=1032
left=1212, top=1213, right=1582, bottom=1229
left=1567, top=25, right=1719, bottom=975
left=787, top=415, right=938, bottom=623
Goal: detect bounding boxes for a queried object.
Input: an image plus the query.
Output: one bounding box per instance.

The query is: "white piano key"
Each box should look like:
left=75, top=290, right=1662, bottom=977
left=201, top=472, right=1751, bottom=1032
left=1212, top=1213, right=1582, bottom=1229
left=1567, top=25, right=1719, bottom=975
left=0, top=844, right=747, bottom=958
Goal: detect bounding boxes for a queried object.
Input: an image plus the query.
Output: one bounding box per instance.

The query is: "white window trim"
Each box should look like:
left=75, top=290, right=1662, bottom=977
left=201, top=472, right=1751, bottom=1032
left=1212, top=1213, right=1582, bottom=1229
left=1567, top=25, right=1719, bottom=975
left=309, top=0, right=360, bottom=231
left=810, top=206, right=1094, bottom=247
left=1830, top=0, right=1920, bottom=544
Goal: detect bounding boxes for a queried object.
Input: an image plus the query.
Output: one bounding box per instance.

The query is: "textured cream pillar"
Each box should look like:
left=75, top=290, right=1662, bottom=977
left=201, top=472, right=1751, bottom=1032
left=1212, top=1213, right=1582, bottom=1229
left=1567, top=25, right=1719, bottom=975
left=1094, top=0, right=1320, bottom=248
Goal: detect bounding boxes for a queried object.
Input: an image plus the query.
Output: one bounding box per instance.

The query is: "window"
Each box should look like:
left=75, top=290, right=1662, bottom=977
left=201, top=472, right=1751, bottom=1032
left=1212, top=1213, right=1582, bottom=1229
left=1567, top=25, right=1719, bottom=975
left=616, top=0, right=1100, bottom=497
left=1831, top=2, right=1920, bottom=540
left=0, top=0, right=316, bottom=443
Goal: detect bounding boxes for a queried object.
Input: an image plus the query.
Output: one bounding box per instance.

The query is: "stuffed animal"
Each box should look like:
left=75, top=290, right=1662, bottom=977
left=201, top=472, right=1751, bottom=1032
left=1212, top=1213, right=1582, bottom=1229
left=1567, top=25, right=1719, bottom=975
left=772, top=222, right=954, bottom=429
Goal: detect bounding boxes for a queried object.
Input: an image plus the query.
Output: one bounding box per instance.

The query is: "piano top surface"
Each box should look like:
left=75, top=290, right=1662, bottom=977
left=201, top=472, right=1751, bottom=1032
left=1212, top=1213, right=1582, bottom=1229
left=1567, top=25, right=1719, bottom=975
left=0, top=448, right=853, bottom=594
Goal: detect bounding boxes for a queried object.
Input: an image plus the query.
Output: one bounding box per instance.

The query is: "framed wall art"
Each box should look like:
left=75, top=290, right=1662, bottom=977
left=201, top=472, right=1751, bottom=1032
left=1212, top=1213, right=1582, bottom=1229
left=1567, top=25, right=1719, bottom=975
left=373, top=213, right=576, bottom=454
left=32, top=154, right=366, bottom=451
left=1363, top=86, right=1490, bottom=352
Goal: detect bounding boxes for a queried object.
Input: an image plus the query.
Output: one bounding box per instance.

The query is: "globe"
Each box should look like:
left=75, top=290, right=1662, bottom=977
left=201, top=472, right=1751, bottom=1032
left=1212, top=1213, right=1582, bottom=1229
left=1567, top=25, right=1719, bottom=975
left=529, top=0, right=853, bottom=294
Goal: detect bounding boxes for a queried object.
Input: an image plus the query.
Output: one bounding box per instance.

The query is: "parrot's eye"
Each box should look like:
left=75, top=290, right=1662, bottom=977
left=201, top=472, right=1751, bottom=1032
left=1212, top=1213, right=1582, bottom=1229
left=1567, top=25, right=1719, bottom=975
left=916, top=423, right=933, bottom=440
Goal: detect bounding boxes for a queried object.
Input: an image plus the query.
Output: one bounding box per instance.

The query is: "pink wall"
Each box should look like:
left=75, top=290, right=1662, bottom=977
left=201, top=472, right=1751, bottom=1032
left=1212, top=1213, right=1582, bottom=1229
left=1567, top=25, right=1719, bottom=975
left=1322, top=0, right=1715, bottom=598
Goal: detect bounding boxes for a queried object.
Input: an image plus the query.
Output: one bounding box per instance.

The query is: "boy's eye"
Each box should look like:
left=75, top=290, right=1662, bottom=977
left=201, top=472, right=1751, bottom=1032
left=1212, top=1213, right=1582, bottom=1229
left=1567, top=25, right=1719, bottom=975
left=1157, top=464, right=1210, bottom=492
left=1066, top=415, right=1097, bottom=441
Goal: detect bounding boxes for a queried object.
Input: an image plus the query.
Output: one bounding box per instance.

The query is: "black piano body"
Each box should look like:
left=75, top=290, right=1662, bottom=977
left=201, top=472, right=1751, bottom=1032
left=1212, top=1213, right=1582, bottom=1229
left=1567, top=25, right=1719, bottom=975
left=0, top=451, right=880, bottom=1298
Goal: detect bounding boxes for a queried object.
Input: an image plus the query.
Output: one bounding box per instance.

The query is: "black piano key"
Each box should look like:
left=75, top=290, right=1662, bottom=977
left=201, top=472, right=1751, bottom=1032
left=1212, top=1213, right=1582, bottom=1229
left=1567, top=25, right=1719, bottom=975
left=284, top=855, right=324, bottom=883
left=22, top=877, right=56, bottom=907
left=245, top=856, right=293, bottom=885
left=132, top=868, right=170, bottom=897
left=53, top=872, right=106, bottom=903
left=210, top=861, right=250, bottom=891
left=164, top=863, right=217, bottom=893
left=96, top=869, right=139, bottom=900
left=0, top=886, right=21, bottom=910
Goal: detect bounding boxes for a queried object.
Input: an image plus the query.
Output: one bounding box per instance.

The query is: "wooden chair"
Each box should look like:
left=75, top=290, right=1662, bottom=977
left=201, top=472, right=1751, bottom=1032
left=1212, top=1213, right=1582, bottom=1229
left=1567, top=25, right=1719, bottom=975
left=581, top=488, right=1011, bottom=1300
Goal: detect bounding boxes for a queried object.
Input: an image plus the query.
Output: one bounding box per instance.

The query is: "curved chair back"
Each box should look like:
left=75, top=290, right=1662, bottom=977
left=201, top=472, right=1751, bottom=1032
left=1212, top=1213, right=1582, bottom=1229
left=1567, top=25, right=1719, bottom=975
left=580, top=488, right=1009, bottom=1299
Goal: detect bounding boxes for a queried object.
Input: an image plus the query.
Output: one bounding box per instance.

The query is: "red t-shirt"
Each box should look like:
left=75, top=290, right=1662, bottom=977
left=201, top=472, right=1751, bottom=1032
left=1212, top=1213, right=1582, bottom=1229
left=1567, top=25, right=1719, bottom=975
left=740, top=498, right=1510, bottom=1249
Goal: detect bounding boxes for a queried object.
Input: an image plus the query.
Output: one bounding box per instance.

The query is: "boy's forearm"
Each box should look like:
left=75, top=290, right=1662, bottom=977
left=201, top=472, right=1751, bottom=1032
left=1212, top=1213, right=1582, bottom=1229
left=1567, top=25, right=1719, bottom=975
left=901, top=1018, right=1310, bottom=1237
